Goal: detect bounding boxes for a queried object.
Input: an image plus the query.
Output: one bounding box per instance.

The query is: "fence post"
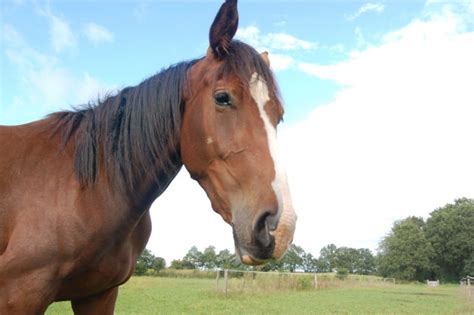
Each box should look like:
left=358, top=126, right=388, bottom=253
left=224, top=269, right=229, bottom=296
left=314, top=274, right=318, bottom=289
left=468, top=277, right=472, bottom=297
left=216, top=270, right=220, bottom=291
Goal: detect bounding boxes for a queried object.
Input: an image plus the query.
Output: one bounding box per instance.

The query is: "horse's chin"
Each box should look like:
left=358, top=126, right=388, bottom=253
left=241, top=254, right=267, bottom=266
left=234, top=245, right=271, bottom=266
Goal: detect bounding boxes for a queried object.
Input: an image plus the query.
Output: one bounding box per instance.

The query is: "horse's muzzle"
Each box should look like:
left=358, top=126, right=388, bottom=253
left=232, top=209, right=280, bottom=265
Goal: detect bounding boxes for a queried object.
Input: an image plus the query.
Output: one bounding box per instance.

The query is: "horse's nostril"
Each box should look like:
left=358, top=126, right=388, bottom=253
left=253, top=210, right=277, bottom=248
left=255, top=211, right=269, bottom=232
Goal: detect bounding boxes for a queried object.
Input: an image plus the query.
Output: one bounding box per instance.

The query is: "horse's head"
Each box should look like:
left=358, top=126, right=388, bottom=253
left=180, top=0, right=296, bottom=265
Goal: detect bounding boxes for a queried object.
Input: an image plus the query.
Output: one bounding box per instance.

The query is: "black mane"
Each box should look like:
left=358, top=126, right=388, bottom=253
left=51, top=60, right=197, bottom=195
left=50, top=41, right=280, bottom=196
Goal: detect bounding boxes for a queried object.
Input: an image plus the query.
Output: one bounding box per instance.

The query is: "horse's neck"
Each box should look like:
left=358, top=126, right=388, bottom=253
left=127, top=162, right=183, bottom=211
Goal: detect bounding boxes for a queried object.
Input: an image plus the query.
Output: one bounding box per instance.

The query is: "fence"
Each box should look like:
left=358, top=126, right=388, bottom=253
left=460, top=276, right=473, bottom=298
left=215, top=269, right=393, bottom=295
left=383, top=277, right=396, bottom=284
left=426, top=280, right=439, bottom=287
left=460, top=276, right=473, bottom=286
left=156, top=268, right=216, bottom=279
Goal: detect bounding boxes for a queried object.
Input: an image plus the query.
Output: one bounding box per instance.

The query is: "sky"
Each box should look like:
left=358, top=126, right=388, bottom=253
left=1, top=0, right=474, bottom=265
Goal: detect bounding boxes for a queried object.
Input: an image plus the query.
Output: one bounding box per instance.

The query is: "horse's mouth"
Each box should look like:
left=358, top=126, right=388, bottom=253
left=234, top=244, right=271, bottom=266
left=232, top=221, right=277, bottom=266
left=241, top=254, right=266, bottom=266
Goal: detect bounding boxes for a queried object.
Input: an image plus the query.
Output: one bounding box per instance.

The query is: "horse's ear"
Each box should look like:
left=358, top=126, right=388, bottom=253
left=260, top=51, right=270, bottom=67
left=209, top=0, right=239, bottom=59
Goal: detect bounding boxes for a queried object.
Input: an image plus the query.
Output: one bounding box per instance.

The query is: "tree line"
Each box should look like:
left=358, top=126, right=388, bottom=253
left=172, top=243, right=377, bottom=274
left=136, top=243, right=377, bottom=276
left=136, top=198, right=473, bottom=282
left=377, top=198, right=473, bottom=282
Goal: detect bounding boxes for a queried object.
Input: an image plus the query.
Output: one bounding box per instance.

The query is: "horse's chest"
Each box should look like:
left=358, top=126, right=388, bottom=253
left=56, top=211, right=152, bottom=301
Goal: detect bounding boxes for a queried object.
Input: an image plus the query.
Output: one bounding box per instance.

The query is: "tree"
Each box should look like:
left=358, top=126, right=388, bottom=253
left=175, top=246, right=252, bottom=271
left=170, top=259, right=195, bottom=270
left=183, top=246, right=203, bottom=269
left=318, top=244, right=338, bottom=272
left=260, top=258, right=283, bottom=272
left=260, top=244, right=306, bottom=272
left=424, top=198, right=474, bottom=281
left=377, top=217, right=434, bottom=281
left=153, top=257, right=166, bottom=272
left=134, top=249, right=166, bottom=275
left=201, top=246, right=217, bottom=270
left=302, top=252, right=318, bottom=273
left=215, top=249, right=233, bottom=269
left=354, top=248, right=376, bottom=275
left=318, top=245, right=376, bottom=274
left=216, top=249, right=246, bottom=270
left=463, top=252, right=474, bottom=277
left=281, top=244, right=305, bottom=272
left=335, top=247, right=359, bottom=273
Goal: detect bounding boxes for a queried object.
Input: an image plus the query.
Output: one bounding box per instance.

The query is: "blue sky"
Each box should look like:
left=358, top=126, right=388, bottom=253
left=2, top=0, right=427, bottom=126
left=2, top=0, right=474, bottom=264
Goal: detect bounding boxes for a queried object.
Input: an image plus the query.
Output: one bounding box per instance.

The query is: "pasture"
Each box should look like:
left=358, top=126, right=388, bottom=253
left=46, top=276, right=472, bottom=314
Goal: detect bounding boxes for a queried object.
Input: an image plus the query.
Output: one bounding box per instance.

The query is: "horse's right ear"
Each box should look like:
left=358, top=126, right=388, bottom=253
left=209, top=0, right=239, bottom=59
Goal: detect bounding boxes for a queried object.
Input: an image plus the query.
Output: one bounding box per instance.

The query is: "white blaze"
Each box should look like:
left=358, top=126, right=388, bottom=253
left=249, top=72, right=296, bottom=258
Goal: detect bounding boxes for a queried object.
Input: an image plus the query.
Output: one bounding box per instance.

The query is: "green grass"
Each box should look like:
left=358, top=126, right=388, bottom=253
left=46, top=277, right=473, bottom=314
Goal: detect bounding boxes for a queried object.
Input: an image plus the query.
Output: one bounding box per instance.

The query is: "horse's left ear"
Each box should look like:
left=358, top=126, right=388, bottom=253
left=209, top=0, right=239, bottom=59
left=260, top=51, right=270, bottom=67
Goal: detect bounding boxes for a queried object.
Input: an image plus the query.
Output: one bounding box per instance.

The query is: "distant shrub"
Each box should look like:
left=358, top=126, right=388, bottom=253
left=296, top=276, right=314, bottom=290
left=336, top=268, right=349, bottom=280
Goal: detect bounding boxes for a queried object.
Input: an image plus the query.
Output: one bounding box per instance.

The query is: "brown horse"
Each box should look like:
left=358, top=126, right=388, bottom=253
left=0, top=0, right=296, bottom=313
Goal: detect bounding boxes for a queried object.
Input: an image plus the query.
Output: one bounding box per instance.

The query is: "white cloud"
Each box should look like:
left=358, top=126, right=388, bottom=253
left=2, top=24, right=113, bottom=121
left=347, top=2, right=385, bottom=21
left=236, top=25, right=315, bottom=71
left=328, top=43, right=345, bottom=54
left=354, top=26, right=367, bottom=48
left=237, top=25, right=316, bottom=52
left=148, top=170, right=235, bottom=264
left=426, top=0, right=473, bottom=10
left=469, top=0, right=474, bottom=12
left=265, top=32, right=315, bottom=51
left=268, top=53, right=295, bottom=72
left=133, top=2, right=148, bottom=22
left=83, top=23, right=114, bottom=44
left=287, top=8, right=474, bottom=255
left=37, top=8, right=77, bottom=53
left=237, top=25, right=260, bottom=45
left=50, top=15, right=76, bottom=53
left=274, top=19, right=288, bottom=28
left=299, top=11, right=471, bottom=88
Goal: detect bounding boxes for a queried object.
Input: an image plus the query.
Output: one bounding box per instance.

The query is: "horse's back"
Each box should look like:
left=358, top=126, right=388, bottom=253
left=0, top=119, right=66, bottom=215
left=0, top=119, right=62, bottom=183
left=0, top=123, right=35, bottom=256
left=0, top=119, right=66, bottom=254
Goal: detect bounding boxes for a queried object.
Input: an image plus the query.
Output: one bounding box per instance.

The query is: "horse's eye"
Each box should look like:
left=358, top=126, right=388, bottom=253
left=214, top=91, right=232, bottom=107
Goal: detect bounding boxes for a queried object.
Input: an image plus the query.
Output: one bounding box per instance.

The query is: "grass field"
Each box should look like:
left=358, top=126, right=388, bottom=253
left=46, top=277, right=473, bottom=314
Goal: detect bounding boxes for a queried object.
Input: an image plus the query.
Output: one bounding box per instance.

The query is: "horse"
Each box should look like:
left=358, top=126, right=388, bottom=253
left=0, top=0, right=296, bottom=313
